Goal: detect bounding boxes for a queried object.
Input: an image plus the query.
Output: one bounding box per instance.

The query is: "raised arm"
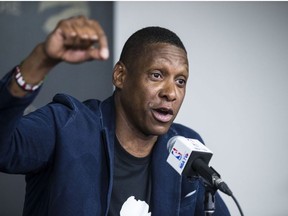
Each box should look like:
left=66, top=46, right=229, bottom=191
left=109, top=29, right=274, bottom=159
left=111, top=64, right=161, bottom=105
left=0, top=16, right=109, bottom=173
left=9, top=16, right=109, bottom=97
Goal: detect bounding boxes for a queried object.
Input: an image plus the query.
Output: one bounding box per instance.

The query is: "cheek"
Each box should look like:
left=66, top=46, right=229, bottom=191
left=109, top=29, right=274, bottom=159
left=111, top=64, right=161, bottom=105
left=179, top=91, right=185, bottom=104
left=134, top=83, right=159, bottom=101
left=175, top=91, right=185, bottom=111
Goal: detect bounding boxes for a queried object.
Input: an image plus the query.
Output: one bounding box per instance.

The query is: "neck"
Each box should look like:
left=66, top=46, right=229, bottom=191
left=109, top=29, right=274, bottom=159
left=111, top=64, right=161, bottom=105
left=114, top=93, right=158, bottom=158
left=116, top=132, right=157, bottom=158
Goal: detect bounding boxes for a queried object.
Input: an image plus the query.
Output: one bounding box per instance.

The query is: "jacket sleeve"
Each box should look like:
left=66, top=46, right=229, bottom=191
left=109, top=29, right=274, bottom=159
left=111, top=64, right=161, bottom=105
left=0, top=70, right=56, bottom=174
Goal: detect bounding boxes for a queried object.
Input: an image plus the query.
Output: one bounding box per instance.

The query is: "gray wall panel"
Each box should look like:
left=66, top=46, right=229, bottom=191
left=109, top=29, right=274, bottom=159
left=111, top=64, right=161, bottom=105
left=0, top=2, right=114, bottom=215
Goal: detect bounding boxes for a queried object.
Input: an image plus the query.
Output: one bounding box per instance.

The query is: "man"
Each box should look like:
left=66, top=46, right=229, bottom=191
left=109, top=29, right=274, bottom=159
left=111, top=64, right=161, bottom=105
left=0, top=16, right=230, bottom=215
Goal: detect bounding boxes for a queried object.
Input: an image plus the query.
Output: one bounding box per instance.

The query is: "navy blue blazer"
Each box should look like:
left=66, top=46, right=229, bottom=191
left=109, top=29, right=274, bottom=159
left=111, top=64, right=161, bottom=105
left=0, top=71, right=230, bottom=215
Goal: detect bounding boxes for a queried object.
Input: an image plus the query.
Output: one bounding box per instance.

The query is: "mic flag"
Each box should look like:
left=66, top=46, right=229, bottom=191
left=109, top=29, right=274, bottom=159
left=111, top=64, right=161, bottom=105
left=166, top=136, right=213, bottom=178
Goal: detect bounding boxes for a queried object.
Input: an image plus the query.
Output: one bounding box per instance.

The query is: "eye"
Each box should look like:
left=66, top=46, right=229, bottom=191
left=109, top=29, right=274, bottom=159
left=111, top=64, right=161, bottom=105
left=150, top=71, right=163, bottom=81
left=176, top=77, right=187, bottom=88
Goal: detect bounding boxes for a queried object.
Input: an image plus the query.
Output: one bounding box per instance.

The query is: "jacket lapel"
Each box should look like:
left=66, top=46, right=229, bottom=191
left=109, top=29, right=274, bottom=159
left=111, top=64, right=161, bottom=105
left=99, top=95, right=116, bottom=216
left=151, top=133, right=182, bottom=215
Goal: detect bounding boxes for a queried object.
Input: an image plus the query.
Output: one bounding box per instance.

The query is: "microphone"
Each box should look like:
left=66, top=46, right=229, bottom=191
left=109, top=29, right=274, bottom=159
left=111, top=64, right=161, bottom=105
left=166, top=136, right=232, bottom=196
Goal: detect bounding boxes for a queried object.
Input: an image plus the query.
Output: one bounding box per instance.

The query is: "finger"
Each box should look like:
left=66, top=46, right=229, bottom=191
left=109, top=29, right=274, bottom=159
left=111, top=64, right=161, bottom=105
left=87, top=47, right=102, bottom=60
left=68, top=16, right=93, bottom=47
left=52, top=16, right=109, bottom=60
left=53, top=16, right=87, bottom=48
left=61, top=17, right=100, bottom=52
left=89, top=20, right=109, bottom=59
left=98, top=33, right=109, bottom=60
left=55, top=18, right=78, bottom=47
left=70, top=17, right=109, bottom=59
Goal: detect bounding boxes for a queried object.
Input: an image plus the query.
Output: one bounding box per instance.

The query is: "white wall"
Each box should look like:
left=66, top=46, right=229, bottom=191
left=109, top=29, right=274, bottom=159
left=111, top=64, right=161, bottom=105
left=114, top=2, right=288, bottom=216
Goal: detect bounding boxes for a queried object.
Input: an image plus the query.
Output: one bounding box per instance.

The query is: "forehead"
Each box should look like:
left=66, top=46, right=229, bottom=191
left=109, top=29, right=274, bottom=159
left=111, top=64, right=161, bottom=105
left=142, top=43, right=189, bottom=70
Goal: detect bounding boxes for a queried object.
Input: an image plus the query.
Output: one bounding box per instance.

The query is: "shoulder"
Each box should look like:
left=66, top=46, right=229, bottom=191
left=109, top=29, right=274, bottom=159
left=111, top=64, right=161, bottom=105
left=52, top=93, right=101, bottom=112
left=169, top=122, right=204, bottom=144
left=39, top=93, right=103, bottom=128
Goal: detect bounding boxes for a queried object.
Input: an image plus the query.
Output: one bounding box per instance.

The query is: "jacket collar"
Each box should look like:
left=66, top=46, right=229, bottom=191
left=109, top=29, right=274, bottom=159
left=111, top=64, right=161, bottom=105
left=99, top=94, right=116, bottom=132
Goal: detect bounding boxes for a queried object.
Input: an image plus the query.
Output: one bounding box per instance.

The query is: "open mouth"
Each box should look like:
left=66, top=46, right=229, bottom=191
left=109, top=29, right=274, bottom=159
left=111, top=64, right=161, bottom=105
left=152, top=107, right=174, bottom=123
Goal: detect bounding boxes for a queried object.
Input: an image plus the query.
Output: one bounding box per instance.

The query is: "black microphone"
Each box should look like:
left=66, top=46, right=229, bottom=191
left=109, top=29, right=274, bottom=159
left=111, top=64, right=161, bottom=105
left=166, top=136, right=232, bottom=196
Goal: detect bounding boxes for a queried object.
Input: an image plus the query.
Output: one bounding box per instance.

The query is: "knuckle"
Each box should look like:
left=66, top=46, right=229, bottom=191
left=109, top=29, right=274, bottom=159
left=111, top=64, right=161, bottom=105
left=57, top=19, right=67, bottom=27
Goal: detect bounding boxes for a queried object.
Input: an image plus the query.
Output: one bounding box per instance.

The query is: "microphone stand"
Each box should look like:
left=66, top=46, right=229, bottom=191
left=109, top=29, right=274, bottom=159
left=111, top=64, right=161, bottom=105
left=203, top=183, right=216, bottom=216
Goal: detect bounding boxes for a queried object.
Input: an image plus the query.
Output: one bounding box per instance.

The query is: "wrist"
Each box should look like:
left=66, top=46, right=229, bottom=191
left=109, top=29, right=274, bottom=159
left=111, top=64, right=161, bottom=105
left=32, top=43, right=60, bottom=72
left=14, top=65, right=44, bottom=92
left=19, top=43, right=59, bottom=82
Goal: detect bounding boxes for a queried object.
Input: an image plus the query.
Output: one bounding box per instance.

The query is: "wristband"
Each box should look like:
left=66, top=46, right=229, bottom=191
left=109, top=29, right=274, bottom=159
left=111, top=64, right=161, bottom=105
left=14, top=65, right=44, bottom=92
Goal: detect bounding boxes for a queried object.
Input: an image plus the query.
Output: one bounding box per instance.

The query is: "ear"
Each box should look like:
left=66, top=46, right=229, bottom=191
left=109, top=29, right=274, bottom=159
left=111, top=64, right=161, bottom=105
left=112, top=61, right=126, bottom=89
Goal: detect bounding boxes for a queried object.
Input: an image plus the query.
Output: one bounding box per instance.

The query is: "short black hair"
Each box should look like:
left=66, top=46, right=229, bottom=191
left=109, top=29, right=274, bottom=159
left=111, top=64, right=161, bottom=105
left=119, top=26, right=187, bottom=68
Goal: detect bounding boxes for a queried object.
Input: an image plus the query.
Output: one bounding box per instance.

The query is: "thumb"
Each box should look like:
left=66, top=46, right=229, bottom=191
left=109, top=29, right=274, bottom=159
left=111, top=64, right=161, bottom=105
left=88, top=47, right=109, bottom=60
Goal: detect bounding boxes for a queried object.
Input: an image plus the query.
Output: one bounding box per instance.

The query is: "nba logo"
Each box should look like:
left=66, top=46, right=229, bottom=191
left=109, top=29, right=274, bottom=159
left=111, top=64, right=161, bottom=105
left=171, top=147, right=182, bottom=161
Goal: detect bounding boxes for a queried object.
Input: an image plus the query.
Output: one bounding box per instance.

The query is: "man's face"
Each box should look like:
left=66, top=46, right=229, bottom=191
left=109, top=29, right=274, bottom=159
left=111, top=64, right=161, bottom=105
left=116, top=43, right=189, bottom=137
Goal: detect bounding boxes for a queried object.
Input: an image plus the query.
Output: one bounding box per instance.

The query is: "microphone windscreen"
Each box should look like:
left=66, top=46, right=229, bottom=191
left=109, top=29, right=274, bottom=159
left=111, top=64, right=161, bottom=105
left=167, top=136, right=181, bottom=152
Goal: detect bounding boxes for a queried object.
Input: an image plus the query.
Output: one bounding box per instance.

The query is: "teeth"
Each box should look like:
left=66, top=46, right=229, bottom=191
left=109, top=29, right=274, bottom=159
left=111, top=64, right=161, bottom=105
left=157, top=108, right=172, bottom=115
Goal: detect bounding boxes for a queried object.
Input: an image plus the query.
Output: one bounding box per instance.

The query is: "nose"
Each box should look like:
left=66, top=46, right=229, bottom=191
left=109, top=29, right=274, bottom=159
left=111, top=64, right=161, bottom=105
left=159, top=81, right=177, bottom=102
